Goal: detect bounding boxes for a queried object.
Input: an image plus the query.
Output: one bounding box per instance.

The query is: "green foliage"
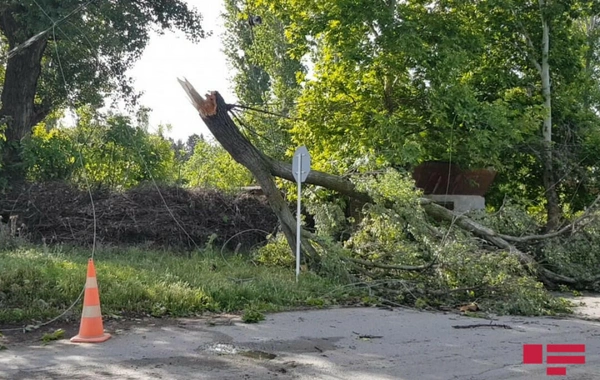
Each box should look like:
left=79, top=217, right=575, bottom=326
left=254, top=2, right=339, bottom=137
left=0, top=1, right=207, bottom=183
left=169, top=134, right=204, bottom=166
left=327, top=169, right=575, bottom=316
left=414, top=298, right=429, bottom=310
left=305, top=297, right=326, bottom=307
left=346, top=169, right=433, bottom=263
left=1, top=0, right=205, bottom=118
left=539, top=220, right=600, bottom=284
left=254, top=233, right=294, bottom=267
left=262, top=0, right=538, bottom=174
left=21, top=107, right=177, bottom=189
left=470, top=204, right=542, bottom=237
left=71, top=108, right=177, bottom=189
left=41, top=329, right=65, bottom=343
left=222, top=0, right=304, bottom=160
left=305, top=200, right=347, bottom=238
left=472, top=205, right=600, bottom=285
left=241, top=306, right=265, bottom=323
left=22, top=124, right=78, bottom=181
left=240, top=0, right=600, bottom=217
left=182, top=138, right=254, bottom=191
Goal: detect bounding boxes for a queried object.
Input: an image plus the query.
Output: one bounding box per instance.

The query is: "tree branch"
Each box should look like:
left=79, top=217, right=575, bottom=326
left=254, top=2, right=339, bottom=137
left=509, top=8, right=542, bottom=74
left=343, top=256, right=434, bottom=271
left=496, top=194, right=600, bottom=244
left=227, top=103, right=297, bottom=120
left=268, top=158, right=373, bottom=203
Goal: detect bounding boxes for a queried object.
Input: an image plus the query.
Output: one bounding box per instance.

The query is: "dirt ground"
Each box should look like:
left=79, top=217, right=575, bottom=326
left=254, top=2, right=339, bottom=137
left=1, top=294, right=599, bottom=380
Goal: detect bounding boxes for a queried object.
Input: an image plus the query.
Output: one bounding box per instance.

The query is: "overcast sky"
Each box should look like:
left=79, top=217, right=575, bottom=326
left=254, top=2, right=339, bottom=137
left=127, top=0, right=235, bottom=142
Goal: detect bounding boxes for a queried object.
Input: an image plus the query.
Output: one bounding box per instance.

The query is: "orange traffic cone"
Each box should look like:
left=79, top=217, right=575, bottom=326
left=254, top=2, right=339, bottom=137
left=70, top=258, right=111, bottom=343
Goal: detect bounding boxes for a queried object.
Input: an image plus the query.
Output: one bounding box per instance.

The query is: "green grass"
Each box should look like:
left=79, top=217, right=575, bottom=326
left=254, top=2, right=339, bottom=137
left=0, top=245, right=353, bottom=324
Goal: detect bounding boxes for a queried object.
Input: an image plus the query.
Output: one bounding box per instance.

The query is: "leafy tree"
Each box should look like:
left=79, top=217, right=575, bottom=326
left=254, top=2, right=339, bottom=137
left=186, top=133, right=203, bottom=156
left=182, top=137, right=253, bottom=191
left=169, top=133, right=204, bottom=163
left=71, top=107, right=176, bottom=189
left=170, top=138, right=186, bottom=163
left=0, top=0, right=205, bottom=181
left=21, top=106, right=177, bottom=189
left=22, top=118, right=78, bottom=182
left=256, top=0, right=600, bottom=229
left=222, top=0, right=305, bottom=160
left=470, top=0, right=600, bottom=227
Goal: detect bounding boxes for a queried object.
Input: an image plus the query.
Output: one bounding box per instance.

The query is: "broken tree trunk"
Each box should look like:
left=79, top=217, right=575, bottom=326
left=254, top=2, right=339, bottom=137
left=177, top=79, right=320, bottom=268
left=177, top=81, right=598, bottom=287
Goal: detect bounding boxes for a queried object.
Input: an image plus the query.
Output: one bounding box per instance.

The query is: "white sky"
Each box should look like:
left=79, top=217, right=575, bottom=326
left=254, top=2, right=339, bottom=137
left=127, top=0, right=235, bottom=142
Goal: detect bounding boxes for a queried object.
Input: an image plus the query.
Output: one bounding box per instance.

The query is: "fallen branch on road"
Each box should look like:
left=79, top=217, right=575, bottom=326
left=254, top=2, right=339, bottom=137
left=452, top=324, right=512, bottom=330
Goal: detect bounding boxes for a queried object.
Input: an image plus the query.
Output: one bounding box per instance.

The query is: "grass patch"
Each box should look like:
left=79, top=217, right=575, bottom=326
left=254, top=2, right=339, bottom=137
left=41, top=328, right=65, bottom=343
left=0, top=245, right=353, bottom=325
left=241, top=306, right=266, bottom=323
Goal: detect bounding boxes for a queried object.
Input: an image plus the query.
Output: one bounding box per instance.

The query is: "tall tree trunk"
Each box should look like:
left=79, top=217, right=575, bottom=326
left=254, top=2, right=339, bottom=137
left=0, top=10, right=49, bottom=182
left=539, top=3, right=561, bottom=231
left=582, top=16, right=599, bottom=111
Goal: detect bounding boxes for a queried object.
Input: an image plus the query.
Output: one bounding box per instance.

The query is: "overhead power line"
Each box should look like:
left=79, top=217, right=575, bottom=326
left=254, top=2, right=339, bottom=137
left=3, top=0, right=95, bottom=60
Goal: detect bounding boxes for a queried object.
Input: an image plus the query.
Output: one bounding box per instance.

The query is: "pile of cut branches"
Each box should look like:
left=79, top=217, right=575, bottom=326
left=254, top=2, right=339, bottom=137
left=0, top=181, right=278, bottom=250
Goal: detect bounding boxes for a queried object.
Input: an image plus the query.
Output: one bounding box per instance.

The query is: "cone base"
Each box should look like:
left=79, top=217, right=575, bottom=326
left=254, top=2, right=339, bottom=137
left=70, top=332, right=111, bottom=343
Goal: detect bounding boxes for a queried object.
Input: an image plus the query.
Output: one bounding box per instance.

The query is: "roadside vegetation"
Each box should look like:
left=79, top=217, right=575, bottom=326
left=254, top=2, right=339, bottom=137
left=0, top=243, right=352, bottom=325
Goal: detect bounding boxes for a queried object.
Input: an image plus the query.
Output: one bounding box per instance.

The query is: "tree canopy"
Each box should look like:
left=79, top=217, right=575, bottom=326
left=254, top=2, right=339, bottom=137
left=222, top=0, right=600, bottom=228
left=0, top=0, right=205, bottom=181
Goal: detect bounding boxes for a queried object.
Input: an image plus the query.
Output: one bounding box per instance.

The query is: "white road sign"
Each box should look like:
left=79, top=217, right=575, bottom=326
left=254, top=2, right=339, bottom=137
left=292, top=146, right=311, bottom=183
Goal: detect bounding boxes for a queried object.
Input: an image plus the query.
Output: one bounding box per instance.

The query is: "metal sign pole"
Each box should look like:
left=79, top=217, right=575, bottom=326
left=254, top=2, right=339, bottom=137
left=292, top=146, right=310, bottom=283
left=296, top=155, right=302, bottom=283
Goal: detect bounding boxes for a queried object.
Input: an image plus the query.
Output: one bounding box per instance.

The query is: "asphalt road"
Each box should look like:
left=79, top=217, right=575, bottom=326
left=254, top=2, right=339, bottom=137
left=1, top=296, right=599, bottom=380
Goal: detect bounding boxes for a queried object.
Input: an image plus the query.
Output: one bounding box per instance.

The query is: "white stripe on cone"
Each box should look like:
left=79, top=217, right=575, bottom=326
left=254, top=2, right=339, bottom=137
left=81, top=305, right=102, bottom=318
left=85, top=277, right=98, bottom=288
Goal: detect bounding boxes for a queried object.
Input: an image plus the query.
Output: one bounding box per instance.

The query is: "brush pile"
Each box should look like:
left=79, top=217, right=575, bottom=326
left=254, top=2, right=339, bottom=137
left=0, top=182, right=278, bottom=251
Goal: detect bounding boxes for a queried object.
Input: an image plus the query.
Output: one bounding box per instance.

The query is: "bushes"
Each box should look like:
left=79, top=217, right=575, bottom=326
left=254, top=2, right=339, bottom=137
left=182, top=138, right=253, bottom=191
left=20, top=108, right=177, bottom=190
left=254, top=233, right=294, bottom=267
left=22, top=125, right=79, bottom=181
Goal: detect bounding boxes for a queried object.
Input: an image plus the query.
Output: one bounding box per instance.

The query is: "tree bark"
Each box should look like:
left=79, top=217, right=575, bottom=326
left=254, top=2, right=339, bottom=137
left=0, top=8, right=49, bottom=182
left=268, top=159, right=372, bottom=203
left=538, top=1, right=561, bottom=231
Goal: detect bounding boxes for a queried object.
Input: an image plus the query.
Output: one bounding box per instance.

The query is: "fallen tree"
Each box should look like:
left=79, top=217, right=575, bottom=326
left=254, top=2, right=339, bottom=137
left=177, top=79, right=600, bottom=292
